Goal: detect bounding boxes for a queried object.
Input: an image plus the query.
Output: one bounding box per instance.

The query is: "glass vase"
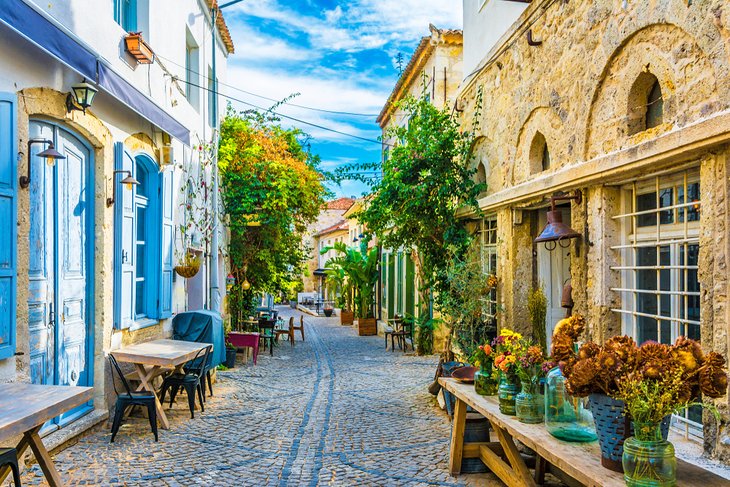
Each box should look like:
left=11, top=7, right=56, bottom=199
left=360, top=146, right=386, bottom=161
left=498, top=374, right=519, bottom=415
left=515, top=380, right=543, bottom=423
left=544, top=367, right=597, bottom=442
left=622, top=422, right=676, bottom=487
left=474, top=366, right=497, bottom=396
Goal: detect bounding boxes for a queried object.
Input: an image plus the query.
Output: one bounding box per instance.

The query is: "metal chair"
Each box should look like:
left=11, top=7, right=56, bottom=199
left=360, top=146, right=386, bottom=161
left=258, top=318, right=277, bottom=356
left=108, top=354, right=158, bottom=443
left=159, top=345, right=211, bottom=419
left=0, top=448, right=21, bottom=486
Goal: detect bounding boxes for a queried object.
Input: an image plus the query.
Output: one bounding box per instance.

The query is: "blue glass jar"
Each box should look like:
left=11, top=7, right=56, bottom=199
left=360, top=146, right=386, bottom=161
left=544, top=366, right=597, bottom=442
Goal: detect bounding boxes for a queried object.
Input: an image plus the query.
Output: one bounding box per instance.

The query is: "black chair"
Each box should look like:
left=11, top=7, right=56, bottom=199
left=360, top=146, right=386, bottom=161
left=0, top=448, right=21, bottom=486
left=258, top=318, right=276, bottom=356
left=108, top=354, right=158, bottom=443
left=159, top=346, right=211, bottom=419
left=183, top=350, right=214, bottom=401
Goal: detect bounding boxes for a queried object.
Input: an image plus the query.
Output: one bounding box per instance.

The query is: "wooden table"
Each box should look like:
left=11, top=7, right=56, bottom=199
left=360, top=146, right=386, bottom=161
left=0, top=383, right=93, bottom=487
left=111, top=339, right=211, bottom=430
left=440, top=378, right=727, bottom=487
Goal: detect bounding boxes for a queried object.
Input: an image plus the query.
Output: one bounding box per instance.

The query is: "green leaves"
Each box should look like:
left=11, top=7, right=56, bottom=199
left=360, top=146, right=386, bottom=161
left=323, top=239, right=379, bottom=319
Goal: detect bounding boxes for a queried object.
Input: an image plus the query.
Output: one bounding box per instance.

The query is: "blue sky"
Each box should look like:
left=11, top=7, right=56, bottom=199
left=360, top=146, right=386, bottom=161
left=221, top=0, right=463, bottom=198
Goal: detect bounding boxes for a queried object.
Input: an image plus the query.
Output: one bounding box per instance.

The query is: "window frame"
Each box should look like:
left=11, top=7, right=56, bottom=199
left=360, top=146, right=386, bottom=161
left=479, top=216, right=498, bottom=322
left=113, top=0, right=137, bottom=32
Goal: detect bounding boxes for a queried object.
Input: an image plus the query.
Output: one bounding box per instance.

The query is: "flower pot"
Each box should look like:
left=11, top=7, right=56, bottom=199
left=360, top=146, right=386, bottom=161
left=124, top=32, right=155, bottom=64
left=474, top=366, right=497, bottom=396
left=357, top=317, right=377, bottom=336
left=622, top=422, right=676, bottom=486
left=340, top=310, right=354, bottom=326
left=588, top=393, right=671, bottom=472
left=323, top=308, right=333, bottom=317
left=498, top=374, right=519, bottom=415
left=515, top=380, right=543, bottom=424
left=224, top=348, right=237, bottom=368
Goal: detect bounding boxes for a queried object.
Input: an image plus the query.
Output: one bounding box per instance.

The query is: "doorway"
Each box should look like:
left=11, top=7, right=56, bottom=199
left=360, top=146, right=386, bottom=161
left=536, top=206, right=571, bottom=349
left=27, top=120, right=94, bottom=429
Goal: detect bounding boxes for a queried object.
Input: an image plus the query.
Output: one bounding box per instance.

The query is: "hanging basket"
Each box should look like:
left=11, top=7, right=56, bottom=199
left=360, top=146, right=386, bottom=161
left=174, top=254, right=201, bottom=278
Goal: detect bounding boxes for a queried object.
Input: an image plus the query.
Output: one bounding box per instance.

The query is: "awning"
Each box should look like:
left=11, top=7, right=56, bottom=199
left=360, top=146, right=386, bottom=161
left=0, top=0, right=190, bottom=146
left=313, top=268, right=328, bottom=277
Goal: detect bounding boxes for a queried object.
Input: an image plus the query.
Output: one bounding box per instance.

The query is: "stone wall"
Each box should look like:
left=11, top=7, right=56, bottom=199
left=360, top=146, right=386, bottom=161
left=460, top=0, right=730, bottom=459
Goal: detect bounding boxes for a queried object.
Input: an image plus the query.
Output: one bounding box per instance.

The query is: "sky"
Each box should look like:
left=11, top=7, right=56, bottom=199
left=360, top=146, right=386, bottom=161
left=220, top=0, right=463, bottom=198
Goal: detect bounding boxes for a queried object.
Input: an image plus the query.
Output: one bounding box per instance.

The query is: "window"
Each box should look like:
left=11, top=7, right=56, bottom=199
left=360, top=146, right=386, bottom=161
left=479, top=216, right=498, bottom=322
left=185, top=29, right=200, bottom=109
left=529, top=132, right=550, bottom=173
left=113, top=0, right=137, bottom=32
left=612, top=169, right=701, bottom=434
left=628, top=72, right=664, bottom=135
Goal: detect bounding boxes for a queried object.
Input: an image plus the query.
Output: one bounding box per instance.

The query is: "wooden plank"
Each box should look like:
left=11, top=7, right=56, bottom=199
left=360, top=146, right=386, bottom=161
left=26, top=429, right=63, bottom=487
left=479, top=443, right=525, bottom=487
left=448, top=397, right=467, bottom=475
left=439, top=378, right=730, bottom=487
left=111, top=339, right=211, bottom=367
left=0, top=384, right=93, bottom=443
left=463, top=441, right=503, bottom=459
left=492, top=423, right=537, bottom=487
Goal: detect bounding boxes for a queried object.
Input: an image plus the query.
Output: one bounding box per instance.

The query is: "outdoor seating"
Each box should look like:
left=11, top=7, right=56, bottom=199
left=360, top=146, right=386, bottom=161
left=159, top=345, right=212, bottom=419
left=108, top=355, right=158, bottom=443
left=385, top=316, right=410, bottom=351
left=258, top=318, right=277, bottom=356
left=275, top=317, right=295, bottom=347
left=172, top=310, right=226, bottom=399
left=0, top=448, right=21, bottom=487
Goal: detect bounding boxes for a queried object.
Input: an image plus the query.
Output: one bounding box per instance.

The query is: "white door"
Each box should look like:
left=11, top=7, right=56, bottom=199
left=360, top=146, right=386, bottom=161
left=537, top=207, right=572, bottom=349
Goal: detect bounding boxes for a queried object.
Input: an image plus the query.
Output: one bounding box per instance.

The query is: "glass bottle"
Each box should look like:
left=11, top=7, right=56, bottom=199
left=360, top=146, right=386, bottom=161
left=544, top=366, right=597, bottom=442
left=515, top=379, right=543, bottom=423
left=474, top=365, right=497, bottom=395
left=498, top=374, right=519, bottom=415
left=622, top=422, right=676, bottom=486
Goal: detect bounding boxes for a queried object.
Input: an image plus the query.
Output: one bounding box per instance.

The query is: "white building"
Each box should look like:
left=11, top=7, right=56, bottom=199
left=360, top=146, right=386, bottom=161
left=0, top=0, right=232, bottom=441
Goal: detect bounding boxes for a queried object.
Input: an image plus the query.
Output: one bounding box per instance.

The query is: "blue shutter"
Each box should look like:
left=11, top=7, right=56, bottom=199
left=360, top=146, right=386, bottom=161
left=158, top=169, right=173, bottom=318
left=0, top=94, right=16, bottom=360
left=113, top=143, right=135, bottom=329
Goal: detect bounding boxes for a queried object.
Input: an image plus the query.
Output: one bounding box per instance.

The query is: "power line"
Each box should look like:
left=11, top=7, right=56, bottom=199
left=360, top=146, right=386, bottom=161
left=176, top=76, right=390, bottom=147
left=156, top=52, right=379, bottom=118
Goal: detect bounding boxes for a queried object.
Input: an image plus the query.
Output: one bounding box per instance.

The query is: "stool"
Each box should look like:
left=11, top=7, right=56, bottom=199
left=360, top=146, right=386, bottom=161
left=0, top=448, right=22, bottom=486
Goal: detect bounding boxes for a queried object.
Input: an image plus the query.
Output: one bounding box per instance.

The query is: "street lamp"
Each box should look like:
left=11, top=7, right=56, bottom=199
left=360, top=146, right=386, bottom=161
left=20, top=139, right=66, bottom=189
left=534, top=191, right=583, bottom=251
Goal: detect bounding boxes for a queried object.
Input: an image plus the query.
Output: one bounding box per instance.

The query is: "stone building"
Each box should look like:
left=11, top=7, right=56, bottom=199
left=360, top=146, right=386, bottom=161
left=460, top=0, right=730, bottom=459
left=0, top=0, right=231, bottom=444
left=376, top=24, right=463, bottom=337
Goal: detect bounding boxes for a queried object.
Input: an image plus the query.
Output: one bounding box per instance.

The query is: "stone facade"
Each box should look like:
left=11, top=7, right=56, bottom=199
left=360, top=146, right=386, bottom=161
left=460, top=0, right=730, bottom=460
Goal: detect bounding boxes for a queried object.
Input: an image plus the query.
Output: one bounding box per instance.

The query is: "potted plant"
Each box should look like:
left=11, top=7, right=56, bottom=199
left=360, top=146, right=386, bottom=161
left=174, top=251, right=201, bottom=278
left=224, top=340, right=237, bottom=368
left=323, top=239, right=378, bottom=334
left=323, top=303, right=333, bottom=317
left=493, top=328, right=522, bottom=415
left=553, top=318, right=728, bottom=477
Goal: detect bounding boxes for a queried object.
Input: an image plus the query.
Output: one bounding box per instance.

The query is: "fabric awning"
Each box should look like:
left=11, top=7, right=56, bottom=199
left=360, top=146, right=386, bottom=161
left=0, top=0, right=190, bottom=145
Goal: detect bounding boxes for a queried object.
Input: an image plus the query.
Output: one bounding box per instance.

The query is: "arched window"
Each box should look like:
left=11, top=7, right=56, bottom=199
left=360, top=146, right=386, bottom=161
left=476, top=163, right=487, bottom=185
left=529, top=132, right=550, bottom=173
left=628, top=72, right=664, bottom=135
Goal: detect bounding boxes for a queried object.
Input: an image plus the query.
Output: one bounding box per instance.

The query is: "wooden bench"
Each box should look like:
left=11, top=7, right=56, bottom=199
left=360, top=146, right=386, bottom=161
left=440, top=378, right=727, bottom=487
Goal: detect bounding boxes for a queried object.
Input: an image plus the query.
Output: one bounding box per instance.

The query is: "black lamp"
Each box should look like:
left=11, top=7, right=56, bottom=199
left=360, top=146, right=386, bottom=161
left=534, top=191, right=583, bottom=251
left=20, top=139, right=66, bottom=188
left=106, top=170, right=139, bottom=207
left=66, top=80, right=98, bottom=114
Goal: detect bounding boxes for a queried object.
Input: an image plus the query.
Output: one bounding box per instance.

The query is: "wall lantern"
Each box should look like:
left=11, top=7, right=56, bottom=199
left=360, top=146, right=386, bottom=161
left=66, top=80, right=98, bottom=114
left=534, top=190, right=583, bottom=251
left=106, top=170, right=139, bottom=207
left=20, top=139, right=66, bottom=188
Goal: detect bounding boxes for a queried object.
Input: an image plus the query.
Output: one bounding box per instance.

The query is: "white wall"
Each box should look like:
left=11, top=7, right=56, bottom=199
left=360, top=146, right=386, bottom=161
left=463, top=0, right=528, bottom=78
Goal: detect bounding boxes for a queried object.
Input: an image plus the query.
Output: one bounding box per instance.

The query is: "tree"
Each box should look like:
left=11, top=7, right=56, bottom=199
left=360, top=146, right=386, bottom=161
left=219, top=105, right=329, bottom=322
left=323, top=240, right=379, bottom=319
left=337, top=92, right=484, bottom=311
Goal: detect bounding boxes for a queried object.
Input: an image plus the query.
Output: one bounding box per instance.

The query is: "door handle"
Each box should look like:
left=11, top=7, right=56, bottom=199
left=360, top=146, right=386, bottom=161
left=48, top=302, right=55, bottom=330
left=122, top=249, right=128, bottom=264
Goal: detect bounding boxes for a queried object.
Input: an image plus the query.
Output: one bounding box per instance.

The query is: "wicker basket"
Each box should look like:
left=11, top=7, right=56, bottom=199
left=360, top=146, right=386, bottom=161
left=174, top=262, right=200, bottom=278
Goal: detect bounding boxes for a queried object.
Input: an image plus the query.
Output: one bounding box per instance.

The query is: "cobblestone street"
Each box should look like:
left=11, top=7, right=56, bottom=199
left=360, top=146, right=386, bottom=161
left=18, top=308, right=498, bottom=486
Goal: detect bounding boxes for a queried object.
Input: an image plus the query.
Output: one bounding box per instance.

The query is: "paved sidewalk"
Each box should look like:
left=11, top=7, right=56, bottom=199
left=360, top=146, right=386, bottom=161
left=18, top=308, right=500, bottom=486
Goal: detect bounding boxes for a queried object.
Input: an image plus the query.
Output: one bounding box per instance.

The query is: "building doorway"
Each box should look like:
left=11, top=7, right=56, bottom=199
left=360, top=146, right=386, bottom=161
left=27, top=120, right=94, bottom=430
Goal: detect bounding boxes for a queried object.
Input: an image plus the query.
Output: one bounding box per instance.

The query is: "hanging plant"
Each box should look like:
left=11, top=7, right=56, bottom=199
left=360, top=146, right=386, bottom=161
left=174, top=252, right=201, bottom=278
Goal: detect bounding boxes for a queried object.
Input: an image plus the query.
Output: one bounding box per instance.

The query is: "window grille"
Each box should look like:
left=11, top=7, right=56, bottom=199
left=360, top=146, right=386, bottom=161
left=610, top=169, right=702, bottom=437
left=479, top=216, right=498, bottom=321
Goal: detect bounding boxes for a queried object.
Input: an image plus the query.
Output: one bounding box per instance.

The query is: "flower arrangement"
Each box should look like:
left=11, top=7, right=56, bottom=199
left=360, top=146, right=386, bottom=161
left=493, top=328, right=523, bottom=381
left=551, top=314, right=728, bottom=408
left=487, top=274, right=498, bottom=290
left=515, top=343, right=548, bottom=385
left=471, top=343, right=495, bottom=371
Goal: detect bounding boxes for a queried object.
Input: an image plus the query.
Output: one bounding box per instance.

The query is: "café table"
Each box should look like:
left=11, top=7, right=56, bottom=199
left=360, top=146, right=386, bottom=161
left=0, top=383, right=93, bottom=487
left=111, top=339, right=211, bottom=429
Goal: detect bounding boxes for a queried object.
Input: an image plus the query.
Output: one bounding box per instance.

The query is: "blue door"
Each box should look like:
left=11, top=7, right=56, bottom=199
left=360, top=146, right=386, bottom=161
left=28, top=120, right=94, bottom=427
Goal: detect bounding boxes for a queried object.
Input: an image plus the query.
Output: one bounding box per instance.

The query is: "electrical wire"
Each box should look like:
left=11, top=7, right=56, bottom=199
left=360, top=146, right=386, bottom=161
left=155, top=52, right=380, bottom=118
left=176, top=77, right=390, bottom=147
